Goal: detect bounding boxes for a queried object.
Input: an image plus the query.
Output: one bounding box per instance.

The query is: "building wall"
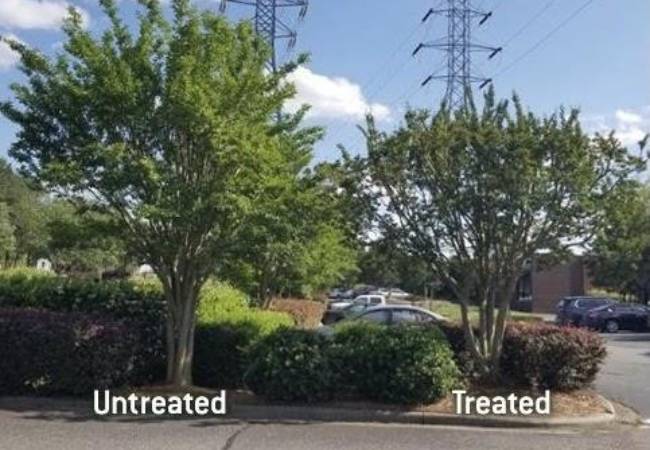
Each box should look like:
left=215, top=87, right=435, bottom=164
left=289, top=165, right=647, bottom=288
left=530, top=258, right=589, bottom=313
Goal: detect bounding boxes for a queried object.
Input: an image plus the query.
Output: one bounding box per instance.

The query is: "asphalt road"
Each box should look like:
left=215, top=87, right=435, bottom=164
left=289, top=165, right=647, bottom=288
left=0, top=408, right=648, bottom=450
left=596, top=332, right=650, bottom=421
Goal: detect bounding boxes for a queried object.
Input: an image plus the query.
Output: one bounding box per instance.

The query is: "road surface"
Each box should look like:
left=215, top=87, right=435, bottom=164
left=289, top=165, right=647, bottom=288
left=0, top=406, right=648, bottom=450
left=596, top=332, right=650, bottom=422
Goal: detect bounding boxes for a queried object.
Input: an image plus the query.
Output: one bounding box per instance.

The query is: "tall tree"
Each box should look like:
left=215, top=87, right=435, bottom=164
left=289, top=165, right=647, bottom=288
left=364, top=91, right=644, bottom=379
left=1, top=0, right=313, bottom=386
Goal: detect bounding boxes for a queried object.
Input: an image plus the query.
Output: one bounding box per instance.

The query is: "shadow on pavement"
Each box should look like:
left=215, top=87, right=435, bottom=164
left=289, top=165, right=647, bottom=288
left=602, top=333, right=650, bottom=343
left=0, top=396, right=309, bottom=428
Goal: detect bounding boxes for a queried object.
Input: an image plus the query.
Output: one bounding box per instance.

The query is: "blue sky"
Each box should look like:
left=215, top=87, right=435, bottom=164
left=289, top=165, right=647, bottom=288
left=1, top=0, right=649, bottom=163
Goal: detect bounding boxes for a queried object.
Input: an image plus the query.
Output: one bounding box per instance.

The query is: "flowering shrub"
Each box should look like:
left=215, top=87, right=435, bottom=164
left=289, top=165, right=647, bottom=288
left=440, top=321, right=607, bottom=390
left=500, top=322, right=607, bottom=390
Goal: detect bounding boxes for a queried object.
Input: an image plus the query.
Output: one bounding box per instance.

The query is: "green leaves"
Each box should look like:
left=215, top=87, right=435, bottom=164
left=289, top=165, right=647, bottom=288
left=364, top=89, right=645, bottom=377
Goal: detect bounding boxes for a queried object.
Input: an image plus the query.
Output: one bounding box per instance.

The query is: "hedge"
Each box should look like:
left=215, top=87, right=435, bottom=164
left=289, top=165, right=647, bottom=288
left=0, top=309, right=142, bottom=395
left=0, top=270, right=293, bottom=390
left=193, top=282, right=293, bottom=388
left=244, top=324, right=462, bottom=405
left=439, top=321, right=607, bottom=390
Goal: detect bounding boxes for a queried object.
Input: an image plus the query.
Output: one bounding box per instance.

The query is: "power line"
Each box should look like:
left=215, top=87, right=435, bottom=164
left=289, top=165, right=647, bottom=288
left=490, top=0, right=597, bottom=79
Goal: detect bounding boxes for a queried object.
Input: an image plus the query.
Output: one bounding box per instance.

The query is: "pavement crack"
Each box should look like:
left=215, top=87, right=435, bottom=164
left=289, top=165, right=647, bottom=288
left=221, top=423, right=252, bottom=450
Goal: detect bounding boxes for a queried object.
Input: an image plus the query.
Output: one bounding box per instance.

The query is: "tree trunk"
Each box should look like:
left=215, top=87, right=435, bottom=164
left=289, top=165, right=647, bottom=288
left=160, top=268, right=201, bottom=387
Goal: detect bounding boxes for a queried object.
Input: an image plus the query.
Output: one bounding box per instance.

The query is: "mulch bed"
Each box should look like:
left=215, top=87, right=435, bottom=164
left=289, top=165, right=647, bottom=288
left=132, top=386, right=608, bottom=418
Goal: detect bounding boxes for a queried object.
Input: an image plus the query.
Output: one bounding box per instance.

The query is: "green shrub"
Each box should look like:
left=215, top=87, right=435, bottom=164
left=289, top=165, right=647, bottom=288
left=0, top=308, right=142, bottom=395
left=193, top=281, right=293, bottom=388
left=500, top=322, right=606, bottom=390
left=244, top=328, right=334, bottom=403
left=331, top=323, right=462, bottom=404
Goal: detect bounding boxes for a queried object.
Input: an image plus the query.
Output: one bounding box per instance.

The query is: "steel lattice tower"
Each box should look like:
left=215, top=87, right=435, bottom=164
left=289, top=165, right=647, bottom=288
left=220, top=0, right=308, bottom=72
left=413, top=0, right=501, bottom=109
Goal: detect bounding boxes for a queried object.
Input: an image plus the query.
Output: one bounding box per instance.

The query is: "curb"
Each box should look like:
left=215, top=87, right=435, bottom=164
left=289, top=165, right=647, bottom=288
left=229, top=396, right=617, bottom=429
left=0, top=395, right=618, bottom=429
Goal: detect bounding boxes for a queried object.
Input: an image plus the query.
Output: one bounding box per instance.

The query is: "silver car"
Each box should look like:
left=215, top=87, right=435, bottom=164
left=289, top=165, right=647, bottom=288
left=318, top=305, right=447, bottom=335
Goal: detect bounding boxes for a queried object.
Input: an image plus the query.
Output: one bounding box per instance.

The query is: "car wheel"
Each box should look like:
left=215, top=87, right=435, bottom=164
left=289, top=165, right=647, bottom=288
left=604, top=320, right=619, bottom=333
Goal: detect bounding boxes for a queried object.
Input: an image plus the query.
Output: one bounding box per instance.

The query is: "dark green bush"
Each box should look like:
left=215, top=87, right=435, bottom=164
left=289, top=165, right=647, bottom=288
left=193, top=323, right=260, bottom=389
left=331, top=323, right=462, bottom=404
left=244, top=328, right=334, bottom=403
left=0, top=308, right=142, bottom=395
left=500, top=322, right=606, bottom=390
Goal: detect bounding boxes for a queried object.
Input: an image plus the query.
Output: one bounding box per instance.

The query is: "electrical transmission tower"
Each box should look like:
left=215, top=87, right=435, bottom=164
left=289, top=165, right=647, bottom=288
left=219, top=0, right=308, bottom=72
left=412, top=0, right=502, bottom=109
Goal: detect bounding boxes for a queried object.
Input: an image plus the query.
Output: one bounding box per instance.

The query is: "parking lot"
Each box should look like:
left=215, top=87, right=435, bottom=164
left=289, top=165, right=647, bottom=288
left=596, top=332, right=650, bottom=421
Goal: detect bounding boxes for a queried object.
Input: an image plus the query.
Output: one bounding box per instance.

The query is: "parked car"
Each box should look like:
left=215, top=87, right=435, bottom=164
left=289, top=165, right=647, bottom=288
left=328, top=288, right=355, bottom=300
left=321, top=302, right=369, bottom=325
left=555, top=296, right=617, bottom=326
left=327, top=294, right=386, bottom=311
left=319, top=305, right=448, bottom=335
left=373, top=288, right=412, bottom=300
left=583, top=303, right=650, bottom=333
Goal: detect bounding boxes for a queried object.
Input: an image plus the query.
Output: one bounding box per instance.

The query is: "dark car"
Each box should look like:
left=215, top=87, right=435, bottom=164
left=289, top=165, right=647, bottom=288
left=555, top=296, right=617, bottom=326
left=583, top=304, right=650, bottom=333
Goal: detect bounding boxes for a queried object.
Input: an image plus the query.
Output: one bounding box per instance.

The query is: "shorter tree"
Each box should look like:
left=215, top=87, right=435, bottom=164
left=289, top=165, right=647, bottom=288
left=365, top=90, right=644, bottom=379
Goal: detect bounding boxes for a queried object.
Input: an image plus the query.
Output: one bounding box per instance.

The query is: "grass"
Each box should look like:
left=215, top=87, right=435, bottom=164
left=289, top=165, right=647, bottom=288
left=419, top=299, right=545, bottom=324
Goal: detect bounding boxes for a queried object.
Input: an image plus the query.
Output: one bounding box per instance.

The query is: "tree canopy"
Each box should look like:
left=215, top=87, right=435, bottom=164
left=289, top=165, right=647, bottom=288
left=1, top=0, right=321, bottom=386
left=364, top=90, right=645, bottom=377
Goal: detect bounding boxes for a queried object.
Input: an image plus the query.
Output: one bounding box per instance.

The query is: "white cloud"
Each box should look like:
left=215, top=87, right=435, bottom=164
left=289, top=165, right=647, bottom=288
left=0, top=0, right=89, bottom=30
left=285, top=66, right=391, bottom=122
left=0, top=34, right=22, bottom=70
left=585, top=106, right=650, bottom=149
left=615, top=109, right=643, bottom=125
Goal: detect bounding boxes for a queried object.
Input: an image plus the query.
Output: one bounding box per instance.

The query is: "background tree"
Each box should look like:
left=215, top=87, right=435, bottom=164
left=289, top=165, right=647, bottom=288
left=46, top=201, right=131, bottom=277
left=218, top=167, right=358, bottom=304
left=1, top=0, right=314, bottom=386
left=589, top=183, right=650, bottom=303
left=0, top=158, right=48, bottom=264
left=0, top=202, right=16, bottom=264
left=364, top=91, right=644, bottom=379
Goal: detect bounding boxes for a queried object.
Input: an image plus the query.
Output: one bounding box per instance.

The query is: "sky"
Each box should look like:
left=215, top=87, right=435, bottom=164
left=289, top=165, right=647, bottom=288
left=0, top=0, right=648, bottom=163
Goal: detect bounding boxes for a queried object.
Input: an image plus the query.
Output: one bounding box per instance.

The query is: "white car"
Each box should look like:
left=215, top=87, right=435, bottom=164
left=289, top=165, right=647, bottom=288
left=328, top=294, right=386, bottom=311
left=374, top=288, right=412, bottom=300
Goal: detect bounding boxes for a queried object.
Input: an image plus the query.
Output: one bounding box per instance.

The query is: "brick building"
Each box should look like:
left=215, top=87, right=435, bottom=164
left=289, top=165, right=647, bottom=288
left=515, top=257, right=591, bottom=313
